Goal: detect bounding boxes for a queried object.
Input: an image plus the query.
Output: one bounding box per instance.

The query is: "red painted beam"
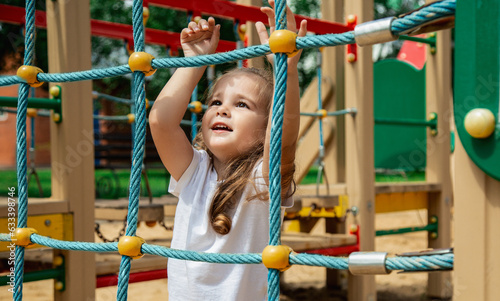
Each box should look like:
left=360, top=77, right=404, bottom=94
left=0, top=4, right=235, bottom=52
left=303, top=244, right=360, bottom=257
left=0, top=4, right=47, bottom=28
left=96, top=269, right=168, bottom=288
left=148, top=0, right=351, bottom=34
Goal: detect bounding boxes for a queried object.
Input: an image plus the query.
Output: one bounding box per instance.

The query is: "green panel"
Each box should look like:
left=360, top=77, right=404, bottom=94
left=454, top=0, right=500, bottom=180
left=374, top=59, right=426, bottom=171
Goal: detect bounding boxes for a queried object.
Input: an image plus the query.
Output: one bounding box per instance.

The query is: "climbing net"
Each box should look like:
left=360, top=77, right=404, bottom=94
left=0, top=0, right=456, bottom=300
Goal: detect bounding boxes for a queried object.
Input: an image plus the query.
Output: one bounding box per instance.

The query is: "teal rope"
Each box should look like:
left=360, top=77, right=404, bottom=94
left=30, top=234, right=118, bottom=252
left=142, top=244, right=263, bottom=264
left=124, top=72, right=146, bottom=238
left=14, top=0, right=36, bottom=299
left=316, top=50, right=325, bottom=160
left=267, top=0, right=288, bottom=299
left=37, top=65, right=131, bottom=83
left=0, top=233, right=454, bottom=272
left=290, top=253, right=349, bottom=269
left=117, top=1, right=147, bottom=300
left=94, top=91, right=133, bottom=105
left=0, top=76, right=22, bottom=86
left=391, top=0, right=456, bottom=34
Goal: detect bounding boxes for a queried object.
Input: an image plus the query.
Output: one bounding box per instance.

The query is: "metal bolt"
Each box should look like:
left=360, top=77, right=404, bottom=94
left=44, top=219, right=51, bottom=227
left=351, top=206, right=359, bottom=217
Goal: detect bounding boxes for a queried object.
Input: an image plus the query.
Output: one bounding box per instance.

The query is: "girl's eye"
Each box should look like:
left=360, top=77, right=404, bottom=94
left=236, top=102, right=248, bottom=108
left=209, top=100, right=221, bottom=106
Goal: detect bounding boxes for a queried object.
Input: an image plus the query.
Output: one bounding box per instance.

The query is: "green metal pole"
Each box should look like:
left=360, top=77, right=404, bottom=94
left=376, top=216, right=438, bottom=237
left=399, top=34, right=436, bottom=47
left=0, top=268, right=63, bottom=286
left=0, top=96, right=60, bottom=111
left=375, top=117, right=435, bottom=127
left=375, top=115, right=437, bottom=133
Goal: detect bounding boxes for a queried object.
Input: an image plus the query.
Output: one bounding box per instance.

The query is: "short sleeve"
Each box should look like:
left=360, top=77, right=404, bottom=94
left=168, top=149, right=201, bottom=197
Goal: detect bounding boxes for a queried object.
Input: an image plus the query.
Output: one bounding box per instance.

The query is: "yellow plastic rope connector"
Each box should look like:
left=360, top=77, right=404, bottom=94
left=118, top=236, right=145, bottom=259
left=262, top=245, right=293, bottom=271
left=13, top=228, right=38, bottom=247
left=26, top=108, right=37, bottom=118
left=268, top=30, right=299, bottom=58
left=189, top=101, right=203, bottom=114
left=128, top=52, right=157, bottom=76
left=317, top=109, right=328, bottom=119
left=127, top=113, right=135, bottom=124
left=17, top=65, right=44, bottom=88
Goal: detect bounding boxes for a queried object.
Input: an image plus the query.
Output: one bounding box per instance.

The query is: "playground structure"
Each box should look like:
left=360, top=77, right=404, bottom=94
left=0, top=0, right=498, bottom=301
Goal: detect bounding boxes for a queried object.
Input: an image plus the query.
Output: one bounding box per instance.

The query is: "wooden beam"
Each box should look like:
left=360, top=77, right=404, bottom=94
left=425, top=1, right=453, bottom=296
left=281, top=232, right=357, bottom=252
left=322, top=0, right=346, bottom=184
left=296, top=118, right=334, bottom=183
left=46, top=0, right=95, bottom=299
left=453, top=0, right=500, bottom=299
left=0, top=199, right=69, bottom=217
left=344, top=0, right=377, bottom=299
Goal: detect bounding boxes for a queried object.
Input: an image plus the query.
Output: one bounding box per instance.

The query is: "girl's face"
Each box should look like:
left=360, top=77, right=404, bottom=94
left=202, top=73, right=269, bottom=164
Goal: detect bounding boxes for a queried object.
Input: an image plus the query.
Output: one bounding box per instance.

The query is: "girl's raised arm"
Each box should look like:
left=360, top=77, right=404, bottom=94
left=256, top=1, right=307, bottom=195
left=150, top=18, right=220, bottom=180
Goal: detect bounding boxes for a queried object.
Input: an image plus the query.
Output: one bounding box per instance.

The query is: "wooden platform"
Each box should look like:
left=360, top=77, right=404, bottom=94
left=281, top=232, right=357, bottom=253
left=95, top=196, right=178, bottom=220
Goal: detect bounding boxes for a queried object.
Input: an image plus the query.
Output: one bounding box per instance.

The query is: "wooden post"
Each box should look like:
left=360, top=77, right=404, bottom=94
left=236, top=0, right=265, bottom=68
left=321, top=0, right=346, bottom=289
left=424, top=24, right=453, bottom=297
left=344, top=0, right=376, bottom=300
left=45, top=1, right=95, bottom=300
left=454, top=141, right=500, bottom=300
left=322, top=0, right=345, bottom=185
left=453, top=0, right=500, bottom=299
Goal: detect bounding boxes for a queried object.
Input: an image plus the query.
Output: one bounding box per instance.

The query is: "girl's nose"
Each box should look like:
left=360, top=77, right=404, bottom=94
left=216, top=106, right=230, bottom=117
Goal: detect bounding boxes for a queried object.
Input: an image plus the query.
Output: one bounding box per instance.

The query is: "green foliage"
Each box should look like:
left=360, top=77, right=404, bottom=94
left=375, top=0, right=425, bottom=19
left=0, top=0, right=48, bottom=77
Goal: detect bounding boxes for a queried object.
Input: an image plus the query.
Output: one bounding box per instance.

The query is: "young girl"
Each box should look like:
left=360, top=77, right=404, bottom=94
left=150, top=1, right=307, bottom=300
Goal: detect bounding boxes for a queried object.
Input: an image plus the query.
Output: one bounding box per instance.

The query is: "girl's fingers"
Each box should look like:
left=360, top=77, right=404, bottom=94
left=207, top=17, right=215, bottom=30
left=198, top=19, right=209, bottom=31
left=255, top=21, right=269, bottom=45
left=260, top=7, right=275, bottom=33
left=263, top=1, right=298, bottom=32
left=180, top=28, right=192, bottom=39
left=188, top=21, right=199, bottom=33
left=210, top=24, right=221, bottom=51
left=298, top=20, right=307, bottom=37
left=286, top=6, right=298, bottom=31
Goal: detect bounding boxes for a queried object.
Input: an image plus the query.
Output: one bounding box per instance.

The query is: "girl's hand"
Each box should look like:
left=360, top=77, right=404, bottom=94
left=255, top=0, right=307, bottom=67
left=181, top=17, right=221, bottom=57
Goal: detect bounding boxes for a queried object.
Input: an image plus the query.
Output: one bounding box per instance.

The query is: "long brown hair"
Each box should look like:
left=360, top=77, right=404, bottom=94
left=194, top=67, right=295, bottom=235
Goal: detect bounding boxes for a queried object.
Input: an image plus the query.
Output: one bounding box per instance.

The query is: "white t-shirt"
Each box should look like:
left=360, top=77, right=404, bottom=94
left=167, top=149, right=293, bottom=301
